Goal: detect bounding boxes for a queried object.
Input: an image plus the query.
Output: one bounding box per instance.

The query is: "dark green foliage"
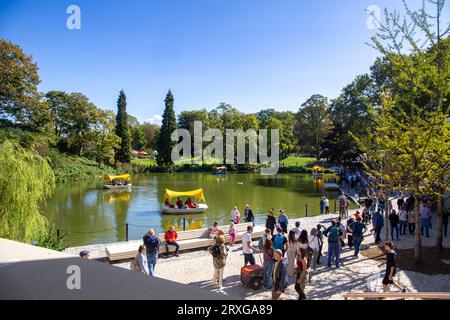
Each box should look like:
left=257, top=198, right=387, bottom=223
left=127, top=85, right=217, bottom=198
left=156, top=90, right=177, bottom=166
left=115, top=90, right=132, bottom=163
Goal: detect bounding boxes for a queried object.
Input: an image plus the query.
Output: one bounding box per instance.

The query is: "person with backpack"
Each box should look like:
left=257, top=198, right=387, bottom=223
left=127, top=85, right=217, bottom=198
left=348, top=217, right=367, bottom=257
left=389, top=209, right=400, bottom=241
left=371, top=210, right=384, bottom=244
left=143, top=229, right=161, bottom=276
left=286, top=230, right=300, bottom=276
left=265, top=210, right=277, bottom=235
left=272, top=227, right=288, bottom=257
left=133, top=245, right=149, bottom=275
left=207, top=235, right=228, bottom=290
left=278, top=210, right=289, bottom=234
left=325, top=220, right=343, bottom=268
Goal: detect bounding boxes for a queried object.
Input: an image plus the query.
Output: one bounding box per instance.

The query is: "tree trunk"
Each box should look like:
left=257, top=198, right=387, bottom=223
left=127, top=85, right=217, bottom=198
left=414, top=196, right=421, bottom=263
left=436, top=189, right=444, bottom=252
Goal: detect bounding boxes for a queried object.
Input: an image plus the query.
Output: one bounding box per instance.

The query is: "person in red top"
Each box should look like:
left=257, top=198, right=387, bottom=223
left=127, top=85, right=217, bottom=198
left=185, top=197, right=197, bottom=209
left=164, top=226, right=180, bottom=257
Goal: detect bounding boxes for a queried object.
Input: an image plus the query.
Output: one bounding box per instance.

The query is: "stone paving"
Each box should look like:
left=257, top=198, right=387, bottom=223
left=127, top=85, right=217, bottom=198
left=64, top=207, right=450, bottom=300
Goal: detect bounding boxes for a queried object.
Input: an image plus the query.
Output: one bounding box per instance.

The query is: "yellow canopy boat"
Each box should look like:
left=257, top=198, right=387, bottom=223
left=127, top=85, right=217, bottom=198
left=161, top=188, right=208, bottom=214
left=322, top=174, right=340, bottom=190
left=103, top=174, right=132, bottom=190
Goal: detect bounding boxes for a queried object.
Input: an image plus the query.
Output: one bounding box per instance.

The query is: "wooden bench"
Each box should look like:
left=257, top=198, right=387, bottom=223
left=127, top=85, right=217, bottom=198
left=343, top=292, right=450, bottom=300
left=105, top=222, right=265, bottom=261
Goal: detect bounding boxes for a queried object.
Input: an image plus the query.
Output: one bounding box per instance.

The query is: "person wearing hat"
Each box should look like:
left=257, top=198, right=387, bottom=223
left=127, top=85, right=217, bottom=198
left=79, top=250, right=90, bottom=260
left=271, top=249, right=288, bottom=300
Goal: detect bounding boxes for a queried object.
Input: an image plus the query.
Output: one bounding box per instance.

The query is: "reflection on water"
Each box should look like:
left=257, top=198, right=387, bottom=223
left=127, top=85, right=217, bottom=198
left=41, top=173, right=345, bottom=246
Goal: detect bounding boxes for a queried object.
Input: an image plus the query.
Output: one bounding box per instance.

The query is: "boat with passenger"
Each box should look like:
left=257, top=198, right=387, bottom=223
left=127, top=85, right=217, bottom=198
left=322, top=174, right=340, bottom=190
left=103, top=174, right=132, bottom=190
left=161, top=188, right=208, bottom=214
left=211, top=166, right=227, bottom=175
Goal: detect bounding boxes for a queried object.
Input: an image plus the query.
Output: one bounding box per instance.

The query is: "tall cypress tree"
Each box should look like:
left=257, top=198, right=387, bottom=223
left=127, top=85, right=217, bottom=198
left=115, top=90, right=131, bottom=163
left=156, top=90, right=177, bottom=166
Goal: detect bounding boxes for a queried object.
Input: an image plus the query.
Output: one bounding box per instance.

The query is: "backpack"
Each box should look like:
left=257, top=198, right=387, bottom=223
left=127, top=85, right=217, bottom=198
left=273, top=234, right=285, bottom=251
left=211, top=244, right=222, bottom=258
left=327, top=227, right=340, bottom=243
left=130, top=256, right=139, bottom=272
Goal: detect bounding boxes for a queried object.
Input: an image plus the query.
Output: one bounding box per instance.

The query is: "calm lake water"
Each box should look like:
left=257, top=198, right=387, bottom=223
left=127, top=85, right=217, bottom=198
left=41, top=173, right=347, bottom=246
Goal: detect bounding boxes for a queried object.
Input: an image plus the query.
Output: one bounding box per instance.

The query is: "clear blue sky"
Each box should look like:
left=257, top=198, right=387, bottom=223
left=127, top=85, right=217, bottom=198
left=0, top=0, right=432, bottom=123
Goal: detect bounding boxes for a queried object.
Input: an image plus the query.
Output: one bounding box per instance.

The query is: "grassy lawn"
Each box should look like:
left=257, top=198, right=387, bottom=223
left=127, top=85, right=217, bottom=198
left=131, top=158, right=157, bottom=167
left=281, top=156, right=321, bottom=167
left=131, top=157, right=221, bottom=167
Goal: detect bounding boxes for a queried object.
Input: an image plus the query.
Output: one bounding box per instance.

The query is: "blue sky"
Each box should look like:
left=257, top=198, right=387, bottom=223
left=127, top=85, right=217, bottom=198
left=0, top=0, right=436, bottom=124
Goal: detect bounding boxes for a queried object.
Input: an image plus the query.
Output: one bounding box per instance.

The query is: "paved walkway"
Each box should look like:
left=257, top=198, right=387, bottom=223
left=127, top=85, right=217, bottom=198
left=64, top=207, right=450, bottom=300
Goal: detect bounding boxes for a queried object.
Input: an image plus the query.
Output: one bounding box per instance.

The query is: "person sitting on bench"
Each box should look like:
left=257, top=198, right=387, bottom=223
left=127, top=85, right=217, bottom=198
left=164, top=226, right=180, bottom=257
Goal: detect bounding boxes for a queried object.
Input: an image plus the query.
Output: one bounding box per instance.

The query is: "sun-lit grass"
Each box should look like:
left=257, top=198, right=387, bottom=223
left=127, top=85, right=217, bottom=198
left=281, top=156, right=321, bottom=167
left=131, top=158, right=157, bottom=167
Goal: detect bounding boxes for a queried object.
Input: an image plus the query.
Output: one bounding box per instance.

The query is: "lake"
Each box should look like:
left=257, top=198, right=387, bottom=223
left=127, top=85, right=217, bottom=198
left=41, top=173, right=347, bottom=246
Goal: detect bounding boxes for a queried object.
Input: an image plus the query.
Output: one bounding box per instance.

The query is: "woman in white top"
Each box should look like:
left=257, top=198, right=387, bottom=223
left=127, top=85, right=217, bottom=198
left=308, top=228, right=321, bottom=271
left=136, top=245, right=149, bottom=275
left=398, top=208, right=408, bottom=235
left=230, top=206, right=241, bottom=224
left=286, top=230, right=301, bottom=276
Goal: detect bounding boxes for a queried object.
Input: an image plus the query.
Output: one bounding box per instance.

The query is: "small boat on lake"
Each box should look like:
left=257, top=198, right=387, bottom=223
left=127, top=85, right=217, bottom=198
left=103, top=174, right=132, bottom=190
left=161, top=188, right=208, bottom=214
left=322, top=174, right=340, bottom=190
left=211, top=166, right=227, bottom=175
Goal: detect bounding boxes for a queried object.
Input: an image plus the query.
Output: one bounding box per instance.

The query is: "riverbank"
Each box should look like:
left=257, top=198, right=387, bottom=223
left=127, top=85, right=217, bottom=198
left=64, top=208, right=450, bottom=300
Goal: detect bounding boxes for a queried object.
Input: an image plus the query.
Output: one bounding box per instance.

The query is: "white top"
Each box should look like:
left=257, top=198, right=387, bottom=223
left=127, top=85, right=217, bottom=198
left=230, top=209, right=240, bottom=221
left=242, top=232, right=253, bottom=254
left=287, top=240, right=300, bottom=253
left=399, top=209, right=408, bottom=222
left=324, top=198, right=329, bottom=207
left=308, top=235, right=320, bottom=252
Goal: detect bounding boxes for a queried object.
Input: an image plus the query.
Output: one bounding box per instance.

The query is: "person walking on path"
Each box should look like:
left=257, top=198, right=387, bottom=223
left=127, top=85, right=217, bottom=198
left=348, top=217, right=367, bottom=257
left=325, top=220, right=343, bottom=268
left=294, top=248, right=308, bottom=300
left=271, top=249, right=288, bottom=300
left=407, top=209, right=415, bottom=235
left=278, top=210, right=289, bottom=234
left=143, top=229, right=161, bottom=276
left=372, top=210, right=384, bottom=244
left=207, top=235, right=228, bottom=290
left=389, top=209, right=400, bottom=241
left=420, top=201, right=432, bottom=238
left=320, top=197, right=325, bottom=215
left=379, top=241, right=406, bottom=293
left=242, top=225, right=258, bottom=266
left=346, top=217, right=355, bottom=248
left=323, top=196, right=330, bottom=215
left=164, top=226, right=180, bottom=257
left=262, top=238, right=274, bottom=289
left=338, top=192, right=347, bottom=218
left=265, top=210, right=277, bottom=235
left=398, top=206, right=408, bottom=235
left=230, top=206, right=241, bottom=224
left=308, top=228, right=320, bottom=272
left=244, top=204, right=255, bottom=226
left=287, top=230, right=300, bottom=276
left=135, top=245, right=149, bottom=275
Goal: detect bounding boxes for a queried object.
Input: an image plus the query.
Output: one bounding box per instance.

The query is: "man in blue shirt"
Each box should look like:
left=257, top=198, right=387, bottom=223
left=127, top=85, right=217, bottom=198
left=278, top=210, right=289, bottom=234
left=143, top=229, right=161, bottom=276
left=348, top=217, right=367, bottom=257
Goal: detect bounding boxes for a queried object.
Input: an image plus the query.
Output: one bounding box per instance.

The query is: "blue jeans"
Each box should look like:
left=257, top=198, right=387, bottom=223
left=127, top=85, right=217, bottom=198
left=421, top=218, right=430, bottom=237
left=244, top=253, right=255, bottom=265
left=327, top=242, right=340, bottom=267
left=353, top=236, right=362, bottom=257
left=399, top=221, right=408, bottom=234
left=263, top=260, right=274, bottom=288
left=146, top=252, right=158, bottom=276
left=165, top=241, right=179, bottom=254
left=390, top=224, right=399, bottom=240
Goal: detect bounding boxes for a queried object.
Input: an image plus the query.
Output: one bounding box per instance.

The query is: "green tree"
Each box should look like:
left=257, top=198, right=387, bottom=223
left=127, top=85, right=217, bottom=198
left=131, top=126, right=147, bottom=151
left=140, top=122, right=160, bottom=150
left=295, top=94, right=333, bottom=160
left=115, top=90, right=131, bottom=163
left=94, top=110, right=120, bottom=166
left=0, top=39, right=50, bottom=132
left=156, top=90, right=177, bottom=166
left=0, top=140, right=55, bottom=243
